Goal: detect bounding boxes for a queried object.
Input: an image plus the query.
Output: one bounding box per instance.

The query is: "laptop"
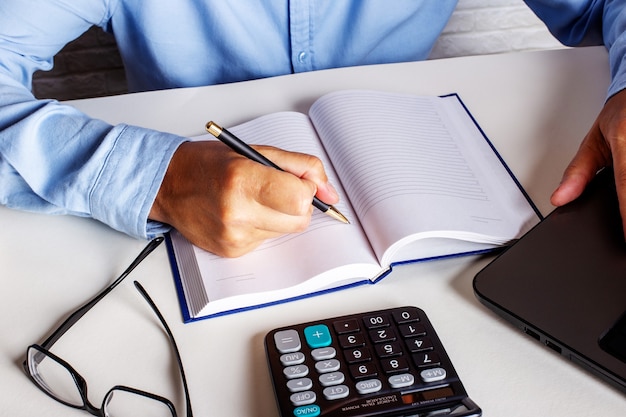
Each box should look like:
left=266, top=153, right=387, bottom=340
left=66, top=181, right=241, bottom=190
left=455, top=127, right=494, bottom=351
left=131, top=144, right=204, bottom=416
left=473, top=167, right=626, bottom=393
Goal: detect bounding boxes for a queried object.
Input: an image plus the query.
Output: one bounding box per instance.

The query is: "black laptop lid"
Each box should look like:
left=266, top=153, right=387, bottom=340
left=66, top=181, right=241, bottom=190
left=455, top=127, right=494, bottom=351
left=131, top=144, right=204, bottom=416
left=473, top=168, right=626, bottom=392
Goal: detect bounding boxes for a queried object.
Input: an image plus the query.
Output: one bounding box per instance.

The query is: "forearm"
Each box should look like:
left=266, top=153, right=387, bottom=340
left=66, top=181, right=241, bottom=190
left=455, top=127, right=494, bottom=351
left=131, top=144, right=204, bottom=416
left=0, top=0, right=188, bottom=237
left=0, top=74, right=187, bottom=238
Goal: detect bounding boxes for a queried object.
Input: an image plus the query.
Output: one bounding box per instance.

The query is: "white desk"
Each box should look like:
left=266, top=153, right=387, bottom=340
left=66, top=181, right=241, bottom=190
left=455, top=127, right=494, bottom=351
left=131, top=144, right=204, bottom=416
left=2, top=46, right=625, bottom=416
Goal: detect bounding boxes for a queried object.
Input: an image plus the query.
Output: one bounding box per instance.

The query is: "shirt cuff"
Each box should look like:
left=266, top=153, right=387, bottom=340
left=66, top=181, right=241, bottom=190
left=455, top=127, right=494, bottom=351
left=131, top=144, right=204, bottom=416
left=88, top=124, right=187, bottom=239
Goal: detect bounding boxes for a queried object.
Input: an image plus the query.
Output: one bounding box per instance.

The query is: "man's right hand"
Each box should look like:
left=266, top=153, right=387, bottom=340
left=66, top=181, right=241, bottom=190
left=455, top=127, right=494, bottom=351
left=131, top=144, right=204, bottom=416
left=149, top=141, right=339, bottom=257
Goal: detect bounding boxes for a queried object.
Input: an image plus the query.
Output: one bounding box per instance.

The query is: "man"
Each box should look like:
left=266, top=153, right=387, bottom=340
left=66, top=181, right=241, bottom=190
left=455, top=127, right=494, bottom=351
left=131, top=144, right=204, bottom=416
left=0, top=1, right=624, bottom=257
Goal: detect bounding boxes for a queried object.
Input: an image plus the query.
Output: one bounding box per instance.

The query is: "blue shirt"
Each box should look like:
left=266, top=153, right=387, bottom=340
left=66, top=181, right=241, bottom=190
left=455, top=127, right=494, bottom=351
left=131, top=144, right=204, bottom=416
left=0, top=0, right=623, bottom=240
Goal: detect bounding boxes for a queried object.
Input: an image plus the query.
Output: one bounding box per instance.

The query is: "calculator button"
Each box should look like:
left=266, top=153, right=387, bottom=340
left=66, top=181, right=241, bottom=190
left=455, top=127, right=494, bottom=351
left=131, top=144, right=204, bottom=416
left=355, top=379, right=382, bottom=394
left=280, top=352, right=305, bottom=366
left=381, top=357, right=410, bottom=374
left=369, top=327, right=397, bottom=343
left=284, top=364, right=310, bottom=379
left=388, top=373, right=415, bottom=388
left=375, top=342, right=403, bottom=357
left=290, top=391, right=316, bottom=406
left=392, top=308, right=420, bottom=324
left=293, top=404, right=321, bottom=417
left=304, top=325, right=332, bottom=348
left=323, top=385, right=350, bottom=400
left=315, top=359, right=341, bottom=374
left=399, top=323, right=426, bottom=338
left=333, top=319, right=360, bottom=334
left=311, top=347, right=336, bottom=361
left=406, top=338, right=433, bottom=353
left=338, top=333, right=365, bottom=348
left=274, top=329, right=301, bottom=353
left=363, top=314, right=391, bottom=329
left=413, top=352, right=441, bottom=368
left=344, top=347, right=371, bottom=363
left=420, top=367, right=447, bottom=383
left=319, top=371, right=345, bottom=387
left=350, top=362, right=378, bottom=379
left=287, top=378, right=313, bottom=393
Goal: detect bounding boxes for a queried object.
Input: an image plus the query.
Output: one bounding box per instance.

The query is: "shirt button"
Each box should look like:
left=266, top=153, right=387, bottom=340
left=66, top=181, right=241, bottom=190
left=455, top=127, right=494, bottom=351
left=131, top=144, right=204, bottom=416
left=297, top=51, right=308, bottom=63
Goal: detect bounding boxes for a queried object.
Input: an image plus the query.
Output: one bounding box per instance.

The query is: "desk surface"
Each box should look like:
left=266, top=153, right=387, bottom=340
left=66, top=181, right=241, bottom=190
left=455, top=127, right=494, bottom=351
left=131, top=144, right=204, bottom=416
left=2, top=46, right=626, bottom=416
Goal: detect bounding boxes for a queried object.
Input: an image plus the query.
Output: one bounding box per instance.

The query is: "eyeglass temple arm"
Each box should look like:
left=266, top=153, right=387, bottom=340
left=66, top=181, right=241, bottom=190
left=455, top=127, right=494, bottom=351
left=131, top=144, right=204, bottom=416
left=134, top=281, right=194, bottom=417
left=39, top=237, right=165, bottom=349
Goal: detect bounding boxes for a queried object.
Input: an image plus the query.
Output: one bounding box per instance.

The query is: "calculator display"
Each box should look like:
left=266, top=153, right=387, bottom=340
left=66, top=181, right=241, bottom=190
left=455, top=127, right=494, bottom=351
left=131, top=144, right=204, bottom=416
left=265, top=307, right=481, bottom=417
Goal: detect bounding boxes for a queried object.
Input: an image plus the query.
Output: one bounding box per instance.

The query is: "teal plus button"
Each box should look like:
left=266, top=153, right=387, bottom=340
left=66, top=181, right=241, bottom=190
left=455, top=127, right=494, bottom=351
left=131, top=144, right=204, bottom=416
left=293, top=404, right=321, bottom=417
left=304, top=324, right=332, bottom=348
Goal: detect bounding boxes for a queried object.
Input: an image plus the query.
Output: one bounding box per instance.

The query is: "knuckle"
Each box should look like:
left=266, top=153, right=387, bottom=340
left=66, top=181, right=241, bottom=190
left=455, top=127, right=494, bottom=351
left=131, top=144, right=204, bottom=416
left=293, top=214, right=312, bottom=233
left=222, top=161, right=250, bottom=193
left=291, top=190, right=315, bottom=216
left=307, top=155, right=326, bottom=175
left=218, top=227, right=258, bottom=258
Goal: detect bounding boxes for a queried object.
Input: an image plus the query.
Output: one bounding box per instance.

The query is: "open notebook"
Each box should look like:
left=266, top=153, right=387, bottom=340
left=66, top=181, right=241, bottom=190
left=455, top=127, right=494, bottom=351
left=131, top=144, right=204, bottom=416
left=166, top=90, right=540, bottom=321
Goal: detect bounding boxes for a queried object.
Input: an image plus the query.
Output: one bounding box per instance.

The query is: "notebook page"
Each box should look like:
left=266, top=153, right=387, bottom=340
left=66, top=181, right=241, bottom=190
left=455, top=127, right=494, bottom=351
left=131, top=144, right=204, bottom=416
left=309, top=90, right=538, bottom=265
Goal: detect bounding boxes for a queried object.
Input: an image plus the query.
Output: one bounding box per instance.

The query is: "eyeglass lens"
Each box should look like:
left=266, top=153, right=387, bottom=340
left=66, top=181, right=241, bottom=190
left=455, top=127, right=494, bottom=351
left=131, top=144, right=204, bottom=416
left=103, top=388, right=175, bottom=417
left=27, top=346, right=175, bottom=417
left=27, top=346, right=84, bottom=406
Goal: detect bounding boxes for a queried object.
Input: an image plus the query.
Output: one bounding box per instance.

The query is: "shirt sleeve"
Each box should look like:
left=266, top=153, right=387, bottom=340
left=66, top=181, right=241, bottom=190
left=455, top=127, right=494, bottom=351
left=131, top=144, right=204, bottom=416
left=524, top=0, right=626, bottom=98
left=0, top=0, right=186, bottom=239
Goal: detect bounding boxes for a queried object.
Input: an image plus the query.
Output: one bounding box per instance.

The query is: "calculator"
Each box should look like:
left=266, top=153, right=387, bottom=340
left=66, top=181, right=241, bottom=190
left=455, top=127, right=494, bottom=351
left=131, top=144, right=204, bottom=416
left=264, top=306, right=481, bottom=417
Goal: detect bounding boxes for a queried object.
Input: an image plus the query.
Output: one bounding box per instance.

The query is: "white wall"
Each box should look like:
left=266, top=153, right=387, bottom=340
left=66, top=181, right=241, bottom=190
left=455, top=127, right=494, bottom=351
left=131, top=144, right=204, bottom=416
left=429, top=0, right=563, bottom=59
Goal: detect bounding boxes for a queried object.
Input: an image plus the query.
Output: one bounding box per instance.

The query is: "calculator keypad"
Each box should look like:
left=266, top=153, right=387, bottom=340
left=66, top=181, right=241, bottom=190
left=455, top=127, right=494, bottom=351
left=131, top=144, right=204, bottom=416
left=265, top=306, right=481, bottom=417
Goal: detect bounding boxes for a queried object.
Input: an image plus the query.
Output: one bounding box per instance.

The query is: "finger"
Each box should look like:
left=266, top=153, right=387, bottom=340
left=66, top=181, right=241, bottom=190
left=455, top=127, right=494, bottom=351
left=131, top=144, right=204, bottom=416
left=209, top=152, right=317, bottom=251
left=258, top=146, right=340, bottom=204
left=180, top=203, right=310, bottom=258
left=250, top=197, right=315, bottom=234
left=215, top=204, right=314, bottom=257
left=221, top=161, right=316, bottom=232
left=551, top=123, right=611, bottom=207
left=248, top=163, right=318, bottom=217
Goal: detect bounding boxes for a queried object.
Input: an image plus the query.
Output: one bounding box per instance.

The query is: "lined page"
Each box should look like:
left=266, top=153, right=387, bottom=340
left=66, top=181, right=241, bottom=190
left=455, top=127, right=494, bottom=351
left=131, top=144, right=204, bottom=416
left=309, top=90, right=538, bottom=265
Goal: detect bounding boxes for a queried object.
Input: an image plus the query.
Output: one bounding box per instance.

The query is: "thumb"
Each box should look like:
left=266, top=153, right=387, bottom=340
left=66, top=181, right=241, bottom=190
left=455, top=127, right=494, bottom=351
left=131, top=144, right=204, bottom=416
left=551, top=122, right=611, bottom=207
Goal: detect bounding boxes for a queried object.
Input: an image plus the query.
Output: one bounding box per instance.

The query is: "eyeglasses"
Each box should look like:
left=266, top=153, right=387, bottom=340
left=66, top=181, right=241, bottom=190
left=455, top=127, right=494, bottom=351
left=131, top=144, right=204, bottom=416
left=22, top=237, right=193, bottom=417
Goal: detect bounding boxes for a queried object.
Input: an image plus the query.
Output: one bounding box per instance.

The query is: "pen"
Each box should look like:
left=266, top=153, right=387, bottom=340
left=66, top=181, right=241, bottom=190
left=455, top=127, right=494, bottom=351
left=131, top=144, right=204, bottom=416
left=206, top=121, right=350, bottom=224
